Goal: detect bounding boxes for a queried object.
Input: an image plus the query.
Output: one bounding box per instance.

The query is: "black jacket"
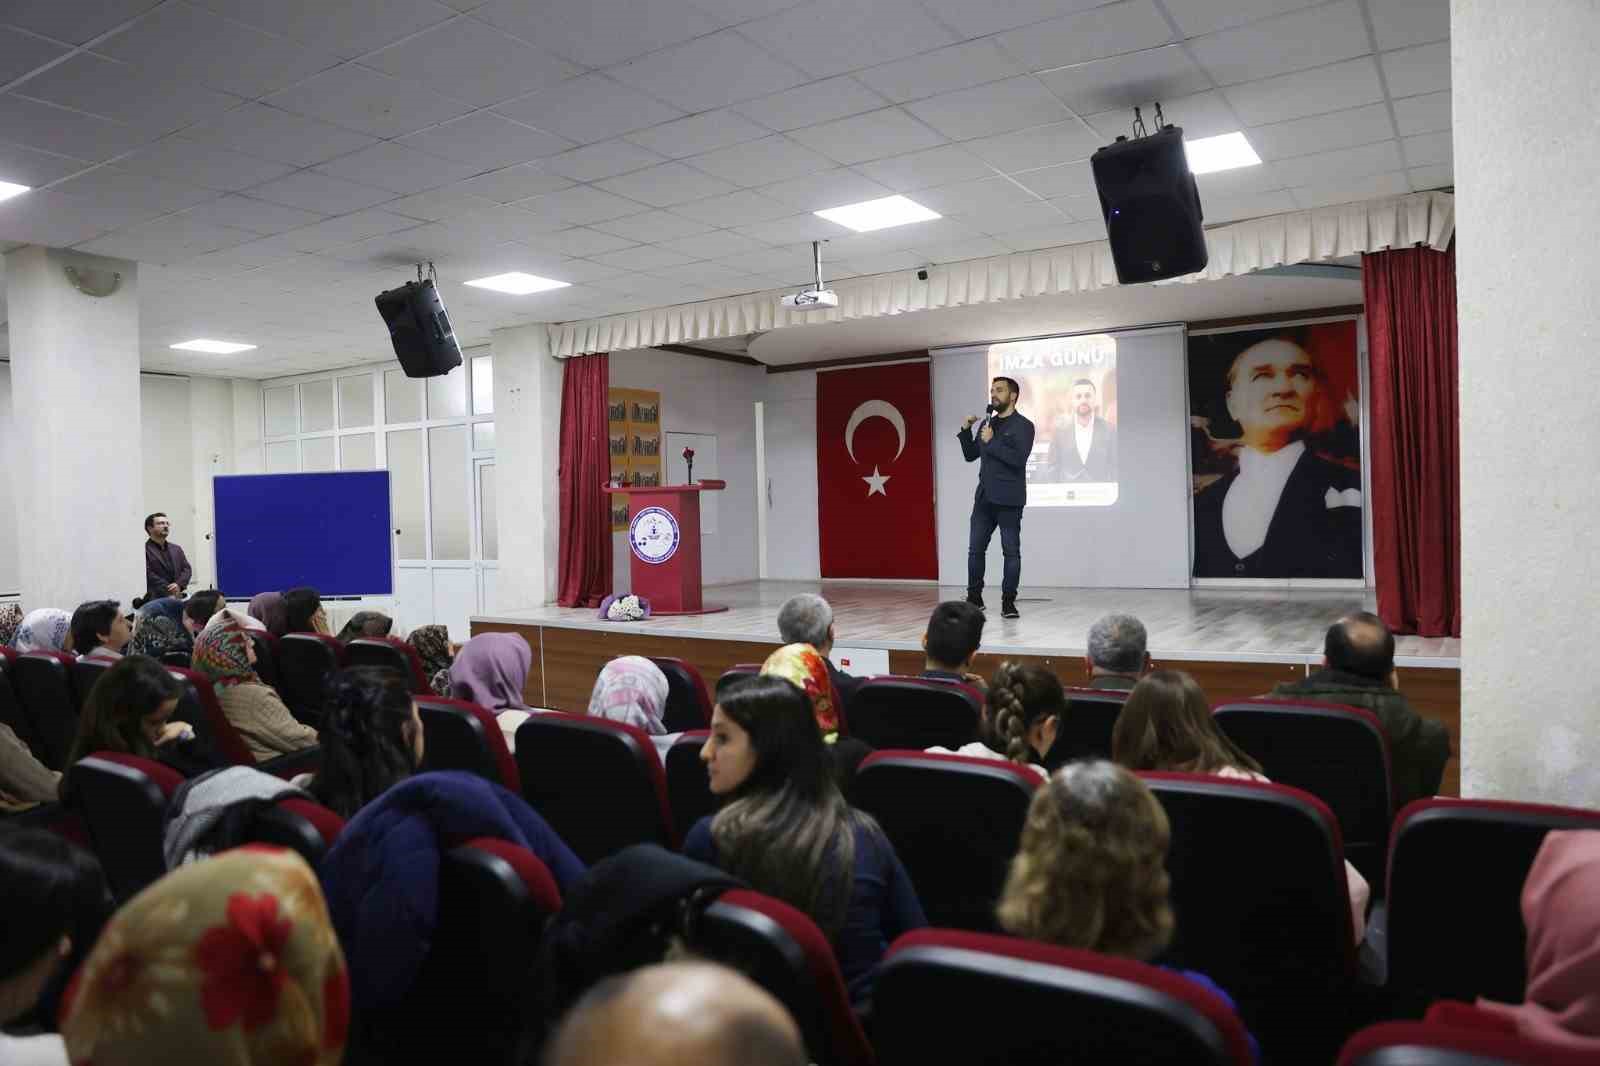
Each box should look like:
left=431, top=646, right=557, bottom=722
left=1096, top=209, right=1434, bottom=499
left=1046, top=415, right=1117, bottom=482
left=958, top=411, right=1036, bottom=508
left=144, top=538, right=193, bottom=599
left=1192, top=448, right=1362, bottom=578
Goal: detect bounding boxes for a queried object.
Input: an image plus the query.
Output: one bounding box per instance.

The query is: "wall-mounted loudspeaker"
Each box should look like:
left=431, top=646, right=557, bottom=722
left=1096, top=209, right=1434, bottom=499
left=374, top=278, right=463, bottom=378
left=1090, top=126, right=1208, bottom=284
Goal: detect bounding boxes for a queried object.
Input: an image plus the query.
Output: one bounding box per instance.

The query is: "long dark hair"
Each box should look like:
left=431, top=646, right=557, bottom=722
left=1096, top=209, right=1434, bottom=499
left=1112, top=670, right=1262, bottom=775
left=66, top=656, right=184, bottom=767
left=282, top=586, right=322, bottom=634
left=312, top=667, right=419, bottom=818
left=981, top=662, right=1064, bottom=764
left=709, top=675, right=878, bottom=938
left=0, top=828, right=111, bottom=983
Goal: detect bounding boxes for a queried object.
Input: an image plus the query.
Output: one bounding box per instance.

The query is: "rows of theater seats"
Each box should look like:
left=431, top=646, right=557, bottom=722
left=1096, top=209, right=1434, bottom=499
left=4, top=643, right=1592, bottom=1065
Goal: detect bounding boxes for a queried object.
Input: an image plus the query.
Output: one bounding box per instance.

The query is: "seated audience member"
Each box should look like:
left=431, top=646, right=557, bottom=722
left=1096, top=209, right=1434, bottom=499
left=449, top=632, right=532, bottom=713
left=545, top=961, right=806, bottom=1066
left=0, top=724, right=59, bottom=810
left=163, top=765, right=312, bottom=867
left=0, top=603, right=22, bottom=646
left=997, top=760, right=1260, bottom=1061
left=247, top=590, right=289, bottom=637
left=762, top=642, right=842, bottom=736
left=1085, top=613, right=1153, bottom=690
left=926, top=661, right=1060, bottom=779
left=920, top=600, right=987, bottom=686
left=1270, top=611, right=1451, bottom=810
left=71, top=601, right=131, bottom=663
left=587, top=656, right=676, bottom=762
left=295, top=667, right=424, bottom=818
left=407, top=624, right=456, bottom=696
left=686, top=674, right=926, bottom=1004
left=336, top=610, right=393, bottom=643
left=179, top=589, right=225, bottom=638
left=1112, top=669, right=1370, bottom=941
left=777, top=592, right=862, bottom=712
left=282, top=586, right=329, bottom=635
left=0, top=828, right=112, bottom=1066
left=61, top=847, right=349, bottom=1066
left=127, top=614, right=186, bottom=661
left=13, top=608, right=72, bottom=653
left=192, top=615, right=318, bottom=762
left=64, top=656, right=217, bottom=781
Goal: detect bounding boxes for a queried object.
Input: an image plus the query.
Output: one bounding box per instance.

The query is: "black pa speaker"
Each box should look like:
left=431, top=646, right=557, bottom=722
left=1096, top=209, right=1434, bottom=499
left=1090, top=126, right=1208, bottom=284
left=375, top=278, right=463, bottom=378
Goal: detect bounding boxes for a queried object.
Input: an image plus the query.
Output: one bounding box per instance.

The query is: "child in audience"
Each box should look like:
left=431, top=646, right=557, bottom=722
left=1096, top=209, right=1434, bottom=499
left=63, top=655, right=215, bottom=780
left=1112, top=669, right=1370, bottom=942
left=926, top=661, right=1060, bottom=779
left=282, top=586, right=329, bottom=635
left=296, top=667, right=425, bottom=818
left=12, top=608, right=71, bottom=653
left=0, top=603, right=22, bottom=646
left=335, top=611, right=393, bottom=643
left=686, top=674, right=926, bottom=1005
left=192, top=614, right=318, bottom=763
left=70, top=600, right=131, bottom=663
left=60, top=846, right=349, bottom=1066
left=587, top=656, right=675, bottom=761
left=407, top=624, right=456, bottom=696
left=247, top=590, right=288, bottom=636
left=997, top=760, right=1260, bottom=1061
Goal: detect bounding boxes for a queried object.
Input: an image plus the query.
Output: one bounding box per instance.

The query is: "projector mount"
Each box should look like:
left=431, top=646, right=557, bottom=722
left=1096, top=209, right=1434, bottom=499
left=780, top=240, right=839, bottom=311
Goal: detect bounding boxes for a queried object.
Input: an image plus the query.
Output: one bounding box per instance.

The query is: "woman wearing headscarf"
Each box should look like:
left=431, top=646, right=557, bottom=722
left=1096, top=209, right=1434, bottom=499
left=60, top=846, right=350, bottom=1066
left=407, top=624, right=455, bottom=697
left=247, top=592, right=288, bottom=637
left=449, top=633, right=532, bottom=712
left=587, top=656, right=674, bottom=762
left=128, top=613, right=188, bottom=661
left=761, top=643, right=840, bottom=736
left=13, top=608, right=71, bottom=653
left=192, top=615, right=318, bottom=763
left=0, top=603, right=23, bottom=647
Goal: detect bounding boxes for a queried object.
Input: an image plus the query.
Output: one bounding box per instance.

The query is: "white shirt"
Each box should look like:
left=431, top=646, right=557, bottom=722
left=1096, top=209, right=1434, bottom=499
left=925, top=741, right=1048, bottom=780
left=0, top=1033, right=69, bottom=1066
left=1074, top=419, right=1094, bottom=465
left=1221, top=440, right=1305, bottom=561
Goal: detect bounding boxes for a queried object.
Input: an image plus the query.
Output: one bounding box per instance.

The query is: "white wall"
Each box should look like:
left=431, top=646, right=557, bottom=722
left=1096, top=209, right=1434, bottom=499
left=762, top=368, right=822, bottom=581
left=0, top=366, right=17, bottom=595
left=141, top=374, right=195, bottom=583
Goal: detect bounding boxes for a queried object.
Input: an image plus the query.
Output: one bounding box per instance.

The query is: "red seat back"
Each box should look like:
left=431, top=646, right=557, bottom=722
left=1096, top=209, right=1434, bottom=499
left=1338, top=1020, right=1598, bottom=1066
left=1042, top=686, right=1129, bottom=769
left=664, top=730, right=714, bottom=843
left=243, top=797, right=347, bottom=865
left=70, top=656, right=115, bottom=713
left=12, top=651, right=79, bottom=769
left=649, top=656, right=713, bottom=731
left=348, top=636, right=433, bottom=695
left=276, top=633, right=346, bottom=727
left=64, top=752, right=182, bottom=901
left=417, top=696, right=520, bottom=792
left=845, top=677, right=982, bottom=751
left=0, top=650, right=45, bottom=763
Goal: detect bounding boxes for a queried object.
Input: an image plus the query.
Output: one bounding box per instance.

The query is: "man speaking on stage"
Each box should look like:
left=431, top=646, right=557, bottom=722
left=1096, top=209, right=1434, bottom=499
left=958, top=376, right=1035, bottom=619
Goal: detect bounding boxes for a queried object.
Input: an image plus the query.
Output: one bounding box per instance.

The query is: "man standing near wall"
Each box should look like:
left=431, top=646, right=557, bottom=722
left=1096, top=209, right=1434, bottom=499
left=959, top=376, right=1034, bottom=619
left=141, top=513, right=191, bottom=607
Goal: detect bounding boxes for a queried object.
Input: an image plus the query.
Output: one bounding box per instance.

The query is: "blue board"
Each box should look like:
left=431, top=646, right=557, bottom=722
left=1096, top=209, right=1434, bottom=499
left=213, top=472, right=393, bottom=597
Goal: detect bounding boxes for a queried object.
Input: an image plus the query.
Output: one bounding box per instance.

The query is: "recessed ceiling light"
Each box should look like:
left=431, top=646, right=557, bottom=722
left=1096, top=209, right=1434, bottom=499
left=814, top=195, right=941, bottom=233
left=170, top=339, right=257, bottom=354
left=464, top=271, right=570, bottom=295
left=1184, top=132, right=1262, bottom=175
left=0, top=180, right=30, bottom=203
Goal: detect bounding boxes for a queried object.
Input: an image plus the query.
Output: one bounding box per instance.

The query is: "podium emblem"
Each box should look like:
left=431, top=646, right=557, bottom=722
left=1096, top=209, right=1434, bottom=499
left=628, top=505, right=680, bottom=564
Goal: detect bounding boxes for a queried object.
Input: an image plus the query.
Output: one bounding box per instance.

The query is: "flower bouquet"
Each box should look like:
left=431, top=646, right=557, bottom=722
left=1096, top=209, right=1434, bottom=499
left=598, top=593, right=650, bottom=621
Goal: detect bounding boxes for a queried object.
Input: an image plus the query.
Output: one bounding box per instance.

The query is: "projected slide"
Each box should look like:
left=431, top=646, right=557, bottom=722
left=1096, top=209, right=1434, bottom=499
left=988, top=333, right=1119, bottom=507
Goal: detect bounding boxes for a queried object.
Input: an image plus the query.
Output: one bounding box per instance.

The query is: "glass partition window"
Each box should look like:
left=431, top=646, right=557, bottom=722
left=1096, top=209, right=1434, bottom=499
left=428, top=367, right=468, bottom=419
left=266, top=440, right=298, bottom=473
left=472, top=355, right=493, bottom=415
left=301, top=436, right=335, bottom=472
left=300, top=379, right=334, bottom=432
left=385, top=369, right=423, bottom=423
left=387, top=429, right=425, bottom=560
left=478, top=462, right=497, bottom=560
left=264, top=386, right=297, bottom=437
left=340, top=433, right=376, bottom=470
left=472, top=421, right=494, bottom=452
left=428, top=425, right=470, bottom=559
left=338, top=375, right=374, bottom=427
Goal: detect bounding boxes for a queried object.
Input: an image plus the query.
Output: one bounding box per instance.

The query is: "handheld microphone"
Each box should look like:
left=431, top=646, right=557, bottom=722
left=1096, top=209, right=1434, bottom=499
left=979, top=401, right=996, bottom=433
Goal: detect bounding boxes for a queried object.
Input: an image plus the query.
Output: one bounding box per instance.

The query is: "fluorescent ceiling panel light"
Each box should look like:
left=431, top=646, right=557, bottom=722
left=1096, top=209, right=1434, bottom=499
left=170, top=339, right=257, bottom=354
left=0, top=180, right=30, bottom=203
left=1184, top=131, right=1261, bottom=175
left=464, top=271, right=570, bottom=295
left=814, top=194, right=941, bottom=233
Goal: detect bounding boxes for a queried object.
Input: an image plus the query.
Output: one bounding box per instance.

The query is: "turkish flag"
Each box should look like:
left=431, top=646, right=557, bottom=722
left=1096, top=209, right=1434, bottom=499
left=817, top=361, right=937, bottom=578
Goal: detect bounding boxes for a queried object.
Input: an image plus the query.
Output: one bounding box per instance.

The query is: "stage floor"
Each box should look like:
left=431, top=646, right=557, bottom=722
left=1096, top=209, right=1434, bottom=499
left=475, top=580, right=1460, bottom=669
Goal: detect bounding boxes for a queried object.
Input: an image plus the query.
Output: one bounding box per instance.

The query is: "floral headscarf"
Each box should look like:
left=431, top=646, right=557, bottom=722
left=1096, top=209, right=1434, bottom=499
left=61, top=845, right=349, bottom=1066
left=586, top=656, right=670, bottom=735
left=761, top=643, right=838, bottom=735
left=129, top=614, right=187, bottom=659
left=247, top=593, right=288, bottom=638
left=14, top=608, right=71, bottom=653
left=407, top=625, right=454, bottom=697
left=448, top=633, right=531, bottom=711
left=0, top=603, right=23, bottom=646
left=192, top=617, right=262, bottom=689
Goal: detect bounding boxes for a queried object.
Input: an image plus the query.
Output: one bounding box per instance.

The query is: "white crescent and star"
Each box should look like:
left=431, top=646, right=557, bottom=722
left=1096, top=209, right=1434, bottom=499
left=844, top=400, right=906, bottom=498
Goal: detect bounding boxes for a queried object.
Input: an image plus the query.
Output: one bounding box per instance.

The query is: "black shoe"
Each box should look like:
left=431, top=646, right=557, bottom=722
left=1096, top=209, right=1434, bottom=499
left=965, top=591, right=986, bottom=611
left=1001, top=599, right=1020, bottom=619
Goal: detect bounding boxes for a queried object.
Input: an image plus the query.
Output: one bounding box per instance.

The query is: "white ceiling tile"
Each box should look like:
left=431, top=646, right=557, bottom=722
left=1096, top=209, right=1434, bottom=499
left=952, top=199, right=1066, bottom=235
left=452, top=164, right=575, bottom=203
left=623, top=109, right=771, bottom=160
left=96, top=1, right=342, bottom=98
left=3, top=0, right=164, bottom=45
left=397, top=112, right=574, bottom=171
left=1084, top=90, right=1242, bottom=143
left=905, top=77, right=1071, bottom=141
left=1221, top=57, right=1384, bottom=126
left=50, top=166, right=218, bottom=219
left=714, top=243, right=816, bottom=276
left=14, top=52, right=244, bottom=138
left=668, top=188, right=797, bottom=226
left=0, top=189, right=140, bottom=247
left=265, top=63, right=474, bottom=139
left=827, top=216, right=975, bottom=255
left=474, top=0, right=726, bottom=68
left=494, top=74, right=685, bottom=145
left=516, top=257, right=629, bottom=284
left=1392, top=90, right=1450, bottom=136
left=912, top=235, right=1012, bottom=262
left=855, top=144, right=996, bottom=192
left=0, top=141, right=91, bottom=187
left=1200, top=188, right=1298, bottom=223
left=590, top=210, right=717, bottom=243
left=313, top=141, right=484, bottom=194
left=734, top=213, right=851, bottom=244
left=536, top=227, right=641, bottom=257
left=685, top=135, right=835, bottom=188
left=588, top=245, right=700, bottom=271
left=117, top=135, right=296, bottom=191
left=543, top=140, right=667, bottom=182
left=0, top=93, right=149, bottom=162
left=362, top=18, right=581, bottom=108
left=855, top=39, right=1022, bottom=104
left=1007, top=160, right=1095, bottom=199
left=190, top=0, right=459, bottom=57
left=1407, top=163, right=1452, bottom=191
left=1370, top=0, right=1450, bottom=50
left=1193, top=162, right=1288, bottom=199
left=279, top=209, right=426, bottom=252
left=1046, top=192, right=1101, bottom=220
left=739, top=0, right=957, bottom=79
left=757, top=168, right=892, bottom=211
left=993, top=219, right=1105, bottom=251
left=1189, top=0, right=1371, bottom=86
left=517, top=184, right=651, bottom=224
left=1381, top=42, right=1451, bottom=99
left=1164, top=0, right=1320, bottom=37
left=1246, top=102, right=1395, bottom=160
left=608, top=30, right=810, bottom=112
left=1271, top=139, right=1402, bottom=187
left=838, top=249, right=927, bottom=275
left=917, top=0, right=1108, bottom=39
left=181, top=103, right=380, bottom=168
left=913, top=174, right=1040, bottom=214
left=596, top=162, right=739, bottom=207
left=997, top=0, right=1174, bottom=74
left=79, top=213, right=256, bottom=263
left=965, top=120, right=1102, bottom=173
left=733, top=76, right=887, bottom=132
left=177, top=195, right=327, bottom=235
left=788, top=107, right=946, bottom=165
left=1289, top=169, right=1409, bottom=209
left=246, top=170, right=398, bottom=213
left=1402, top=131, right=1452, bottom=167
left=1036, top=44, right=1213, bottom=114
left=649, top=259, right=762, bottom=288
left=655, top=229, right=771, bottom=259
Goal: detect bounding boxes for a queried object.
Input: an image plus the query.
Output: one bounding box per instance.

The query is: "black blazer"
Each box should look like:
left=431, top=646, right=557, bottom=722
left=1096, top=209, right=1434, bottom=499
left=958, top=411, right=1035, bottom=508
left=1192, top=447, right=1363, bottom=578
left=1045, top=416, right=1116, bottom=482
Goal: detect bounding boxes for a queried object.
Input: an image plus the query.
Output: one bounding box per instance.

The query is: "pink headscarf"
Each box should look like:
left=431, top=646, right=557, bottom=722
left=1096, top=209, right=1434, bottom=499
left=1477, top=830, right=1600, bottom=1052
left=248, top=592, right=288, bottom=637
left=448, top=633, right=532, bottom=712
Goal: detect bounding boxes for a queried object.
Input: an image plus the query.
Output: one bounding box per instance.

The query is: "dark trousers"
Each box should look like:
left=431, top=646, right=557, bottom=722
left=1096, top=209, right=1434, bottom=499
left=967, top=494, right=1022, bottom=599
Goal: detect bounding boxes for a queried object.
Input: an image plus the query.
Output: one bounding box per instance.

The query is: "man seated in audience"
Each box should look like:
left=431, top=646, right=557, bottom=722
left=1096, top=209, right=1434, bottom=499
left=1085, top=613, right=1152, bottom=690
left=544, top=961, right=805, bottom=1066
left=777, top=593, right=862, bottom=711
left=70, top=600, right=131, bottom=662
left=180, top=589, right=225, bottom=637
left=920, top=600, right=986, bottom=688
left=1270, top=611, right=1451, bottom=810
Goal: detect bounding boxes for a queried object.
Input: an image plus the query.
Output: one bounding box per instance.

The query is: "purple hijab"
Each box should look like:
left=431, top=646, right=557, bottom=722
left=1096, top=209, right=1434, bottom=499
left=449, top=632, right=532, bottom=711
left=247, top=591, right=288, bottom=637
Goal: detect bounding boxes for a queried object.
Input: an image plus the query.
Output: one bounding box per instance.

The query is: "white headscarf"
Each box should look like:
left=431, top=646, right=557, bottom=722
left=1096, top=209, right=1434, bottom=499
left=13, top=608, right=70, bottom=652
left=586, top=656, right=671, bottom=735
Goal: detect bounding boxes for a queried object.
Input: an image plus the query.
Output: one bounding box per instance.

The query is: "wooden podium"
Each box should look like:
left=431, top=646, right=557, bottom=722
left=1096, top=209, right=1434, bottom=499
left=603, top=480, right=728, bottom=615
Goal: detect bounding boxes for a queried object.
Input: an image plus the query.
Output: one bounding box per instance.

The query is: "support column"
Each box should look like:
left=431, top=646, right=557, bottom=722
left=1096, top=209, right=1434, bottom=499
left=5, top=246, right=144, bottom=612
left=490, top=323, right=563, bottom=610
left=1455, top=2, right=1600, bottom=802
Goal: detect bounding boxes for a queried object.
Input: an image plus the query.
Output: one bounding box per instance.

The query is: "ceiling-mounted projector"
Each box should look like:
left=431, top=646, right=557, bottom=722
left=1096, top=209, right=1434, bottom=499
left=779, top=239, right=838, bottom=311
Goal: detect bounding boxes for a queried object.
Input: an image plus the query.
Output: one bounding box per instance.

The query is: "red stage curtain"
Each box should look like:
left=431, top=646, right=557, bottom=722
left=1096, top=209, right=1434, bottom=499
left=557, top=352, right=611, bottom=608
left=1363, top=244, right=1460, bottom=637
